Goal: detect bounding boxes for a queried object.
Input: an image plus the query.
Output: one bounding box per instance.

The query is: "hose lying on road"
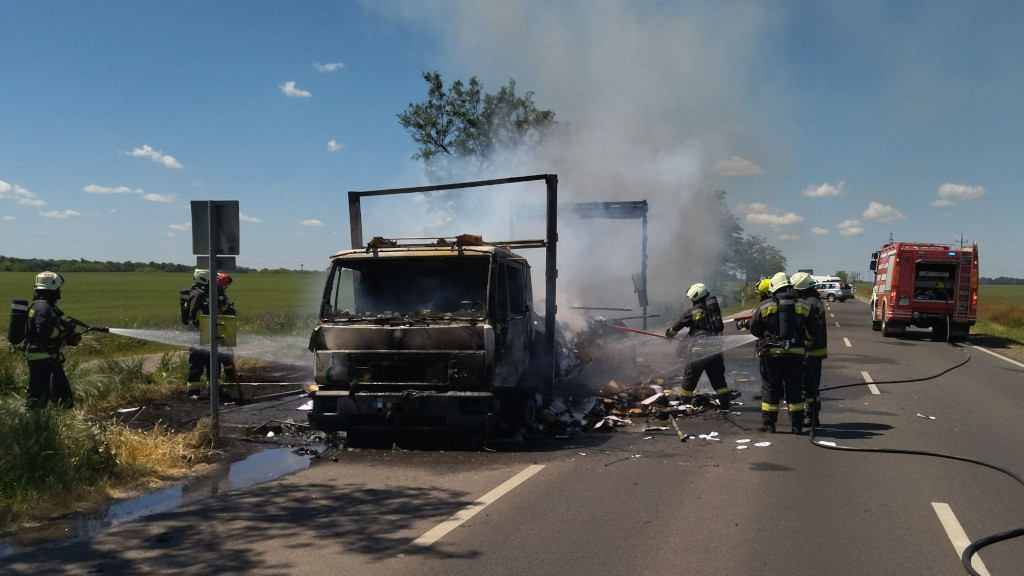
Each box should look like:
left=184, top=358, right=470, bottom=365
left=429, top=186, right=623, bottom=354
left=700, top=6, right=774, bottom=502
left=811, top=343, right=1022, bottom=576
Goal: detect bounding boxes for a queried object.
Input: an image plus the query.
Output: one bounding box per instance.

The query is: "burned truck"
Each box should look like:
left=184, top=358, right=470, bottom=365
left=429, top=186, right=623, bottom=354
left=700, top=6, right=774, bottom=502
left=306, top=176, right=560, bottom=442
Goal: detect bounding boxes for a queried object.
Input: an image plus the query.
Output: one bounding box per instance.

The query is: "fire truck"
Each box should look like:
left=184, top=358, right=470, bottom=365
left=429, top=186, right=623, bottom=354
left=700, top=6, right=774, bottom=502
left=868, top=241, right=978, bottom=341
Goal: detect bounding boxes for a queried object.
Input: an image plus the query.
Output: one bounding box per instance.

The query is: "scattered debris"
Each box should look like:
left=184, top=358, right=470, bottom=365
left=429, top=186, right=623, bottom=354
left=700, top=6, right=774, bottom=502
left=916, top=413, right=936, bottom=420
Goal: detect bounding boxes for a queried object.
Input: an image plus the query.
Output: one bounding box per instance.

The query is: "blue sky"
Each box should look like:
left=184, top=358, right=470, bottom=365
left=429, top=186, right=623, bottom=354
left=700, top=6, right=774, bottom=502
left=1, top=1, right=1021, bottom=296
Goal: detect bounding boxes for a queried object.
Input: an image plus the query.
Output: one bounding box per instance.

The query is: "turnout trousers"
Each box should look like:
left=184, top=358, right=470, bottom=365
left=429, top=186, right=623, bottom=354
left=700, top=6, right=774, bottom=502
left=758, top=353, right=805, bottom=428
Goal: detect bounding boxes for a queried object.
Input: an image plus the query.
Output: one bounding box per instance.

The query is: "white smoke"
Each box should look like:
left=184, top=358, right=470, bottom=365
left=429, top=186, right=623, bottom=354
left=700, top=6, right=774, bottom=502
left=367, top=1, right=769, bottom=320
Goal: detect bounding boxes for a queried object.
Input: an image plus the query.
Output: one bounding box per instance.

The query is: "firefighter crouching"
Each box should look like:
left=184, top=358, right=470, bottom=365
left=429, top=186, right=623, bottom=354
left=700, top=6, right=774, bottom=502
left=22, top=272, right=81, bottom=409
left=184, top=269, right=238, bottom=400
left=665, top=282, right=732, bottom=413
left=749, top=272, right=820, bottom=434
left=791, top=272, right=827, bottom=429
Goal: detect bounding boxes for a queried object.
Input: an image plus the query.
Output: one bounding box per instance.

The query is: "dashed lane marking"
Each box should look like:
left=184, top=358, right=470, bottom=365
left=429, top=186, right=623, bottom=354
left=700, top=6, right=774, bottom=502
left=843, top=337, right=852, bottom=348
left=932, top=502, right=990, bottom=575
left=861, top=371, right=880, bottom=395
left=412, top=464, right=545, bottom=547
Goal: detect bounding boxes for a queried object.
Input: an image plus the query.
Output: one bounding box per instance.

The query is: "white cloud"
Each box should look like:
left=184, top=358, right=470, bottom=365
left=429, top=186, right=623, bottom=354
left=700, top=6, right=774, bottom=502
left=931, top=182, right=986, bottom=207
left=863, top=201, right=906, bottom=223
left=4, top=215, right=15, bottom=221
left=713, top=155, right=762, bottom=176
left=39, top=209, right=81, bottom=219
left=778, top=233, right=801, bottom=242
left=315, top=62, right=345, bottom=72
left=803, top=181, right=845, bottom=197
left=169, top=222, right=192, bottom=231
left=0, top=181, right=46, bottom=206
left=240, top=213, right=263, bottom=223
left=84, top=184, right=141, bottom=195
left=327, top=140, right=346, bottom=152
left=738, top=202, right=803, bottom=227
left=279, top=81, right=312, bottom=98
left=300, top=219, right=324, bottom=227
left=811, top=227, right=830, bottom=235
left=142, top=193, right=175, bottom=203
left=837, top=219, right=864, bottom=236
left=127, top=145, right=183, bottom=169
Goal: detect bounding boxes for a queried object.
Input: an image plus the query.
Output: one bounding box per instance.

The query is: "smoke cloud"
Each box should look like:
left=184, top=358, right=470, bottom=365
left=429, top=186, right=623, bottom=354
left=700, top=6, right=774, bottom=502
left=368, top=1, right=770, bottom=321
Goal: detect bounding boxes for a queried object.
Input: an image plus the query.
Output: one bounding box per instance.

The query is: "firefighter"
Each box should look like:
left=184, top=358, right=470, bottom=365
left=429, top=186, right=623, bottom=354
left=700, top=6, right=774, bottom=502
left=24, top=271, right=81, bottom=409
left=735, top=278, right=770, bottom=331
left=185, top=270, right=238, bottom=399
left=664, top=282, right=731, bottom=413
left=791, top=272, right=827, bottom=428
left=749, top=272, right=820, bottom=434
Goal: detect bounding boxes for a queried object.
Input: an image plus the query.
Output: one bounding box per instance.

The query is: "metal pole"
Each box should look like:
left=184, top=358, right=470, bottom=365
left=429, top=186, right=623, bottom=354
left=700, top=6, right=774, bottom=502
left=544, top=175, right=558, bottom=397
left=207, top=202, right=220, bottom=437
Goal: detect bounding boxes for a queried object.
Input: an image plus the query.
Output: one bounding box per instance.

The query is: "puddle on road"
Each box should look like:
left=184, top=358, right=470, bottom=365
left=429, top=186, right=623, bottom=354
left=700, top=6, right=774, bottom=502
left=0, top=447, right=315, bottom=559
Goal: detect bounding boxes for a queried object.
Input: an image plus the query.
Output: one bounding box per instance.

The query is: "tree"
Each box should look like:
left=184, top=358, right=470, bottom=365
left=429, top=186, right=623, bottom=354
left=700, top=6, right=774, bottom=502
left=731, top=234, right=788, bottom=284
left=397, top=71, right=556, bottom=183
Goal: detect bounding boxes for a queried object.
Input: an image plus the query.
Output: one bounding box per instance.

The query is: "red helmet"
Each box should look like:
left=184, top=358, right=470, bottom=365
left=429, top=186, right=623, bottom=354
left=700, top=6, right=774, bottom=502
left=216, top=273, right=232, bottom=288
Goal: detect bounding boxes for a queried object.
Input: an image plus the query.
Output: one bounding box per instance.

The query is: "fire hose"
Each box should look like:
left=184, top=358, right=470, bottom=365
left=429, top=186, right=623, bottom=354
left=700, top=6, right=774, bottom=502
left=605, top=324, right=667, bottom=339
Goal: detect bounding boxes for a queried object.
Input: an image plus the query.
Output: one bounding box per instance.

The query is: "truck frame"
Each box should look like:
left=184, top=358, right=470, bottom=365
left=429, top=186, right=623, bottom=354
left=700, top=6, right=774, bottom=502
left=306, top=175, right=559, bottom=444
left=868, top=241, right=978, bottom=341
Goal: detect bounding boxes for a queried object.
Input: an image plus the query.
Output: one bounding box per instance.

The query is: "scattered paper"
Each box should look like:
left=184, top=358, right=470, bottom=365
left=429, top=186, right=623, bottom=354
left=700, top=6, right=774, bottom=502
left=737, top=445, right=749, bottom=450
left=736, top=438, right=751, bottom=444
left=117, top=407, right=141, bottom=413
left=641, top=392, right=664, bottom=405
left=916, top=413, right=936, bottom=420
left=754, top=441, right=771, bottom=447
left=298, top=400, right=313, bottom=411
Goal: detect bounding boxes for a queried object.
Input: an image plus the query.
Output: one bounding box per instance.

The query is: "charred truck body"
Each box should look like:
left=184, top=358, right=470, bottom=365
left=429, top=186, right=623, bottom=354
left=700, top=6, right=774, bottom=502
left=869, top=241, right=978, bottom=341
left=307, top=176, right=559, bottom=441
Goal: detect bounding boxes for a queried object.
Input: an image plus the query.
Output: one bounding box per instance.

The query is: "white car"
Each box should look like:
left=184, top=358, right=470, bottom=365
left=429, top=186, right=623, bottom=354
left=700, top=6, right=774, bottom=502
left=815, top=282, right=853, bottom=302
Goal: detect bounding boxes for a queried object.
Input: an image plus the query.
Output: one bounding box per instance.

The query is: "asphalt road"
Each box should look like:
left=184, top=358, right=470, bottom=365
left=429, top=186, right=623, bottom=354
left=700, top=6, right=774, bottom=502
left=4, top=299, right=1023, bottom=575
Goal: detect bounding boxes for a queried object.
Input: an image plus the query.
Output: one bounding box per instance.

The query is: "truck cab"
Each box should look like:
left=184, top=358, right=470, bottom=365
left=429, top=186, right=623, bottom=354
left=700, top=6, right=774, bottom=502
left=306, top=235, right=541, bottom=441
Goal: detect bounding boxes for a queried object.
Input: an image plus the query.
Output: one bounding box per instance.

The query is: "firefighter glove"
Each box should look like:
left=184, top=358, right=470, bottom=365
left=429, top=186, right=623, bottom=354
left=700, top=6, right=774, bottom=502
left=665, top=328, right=676, bottom=339
left=735, top=318, right=750, bottom=330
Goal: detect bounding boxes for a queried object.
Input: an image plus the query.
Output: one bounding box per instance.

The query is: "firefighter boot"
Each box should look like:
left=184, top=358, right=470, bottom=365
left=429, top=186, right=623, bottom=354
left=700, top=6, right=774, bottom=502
left=790, top=410, right=805, bottom=435
left=758, top=414, right=776, bottom=434
left=714, top=388, right=732, bottom=414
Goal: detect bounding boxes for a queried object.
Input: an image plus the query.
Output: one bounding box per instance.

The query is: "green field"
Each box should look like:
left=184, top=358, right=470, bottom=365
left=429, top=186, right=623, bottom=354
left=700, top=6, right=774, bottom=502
left=0, top=271, right=327, bottom=336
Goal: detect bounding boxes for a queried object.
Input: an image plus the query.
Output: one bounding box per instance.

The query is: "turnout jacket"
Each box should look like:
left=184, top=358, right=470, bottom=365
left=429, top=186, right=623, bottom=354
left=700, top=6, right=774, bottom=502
left=749, top=288, right=820, bottom=357
left=801, top=288, right=828, bottom=359
left=25, top=299, right=76, bottom=360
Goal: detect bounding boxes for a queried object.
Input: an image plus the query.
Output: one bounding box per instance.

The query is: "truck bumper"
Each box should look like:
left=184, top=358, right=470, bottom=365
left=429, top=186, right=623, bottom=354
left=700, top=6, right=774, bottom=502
left=307, top=390, right=498, bottom=433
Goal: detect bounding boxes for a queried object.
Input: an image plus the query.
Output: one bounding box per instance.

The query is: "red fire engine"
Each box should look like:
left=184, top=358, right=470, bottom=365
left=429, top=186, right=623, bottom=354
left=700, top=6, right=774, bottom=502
left=869, top=241, right=978, bottom=341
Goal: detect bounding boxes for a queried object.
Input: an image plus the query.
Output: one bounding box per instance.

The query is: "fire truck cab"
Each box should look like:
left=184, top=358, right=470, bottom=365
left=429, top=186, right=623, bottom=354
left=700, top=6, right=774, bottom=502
left=869, top=241, right=978, bottom=341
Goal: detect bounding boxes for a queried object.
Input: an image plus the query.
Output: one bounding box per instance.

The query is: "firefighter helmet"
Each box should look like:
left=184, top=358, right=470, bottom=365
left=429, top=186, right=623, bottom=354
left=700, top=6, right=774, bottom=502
left=768, top=272, right=791, bottom=294
left=686, top=282, right=709, bottom=302
left=217, top=273, right=232, bottom=288
left=790, top=272, right=814, bottom=291
left=194, top=269, right=210, bottom=285
left=34, top=271, right=64, bottom=291
left=756, top=278, right=771, bottom=295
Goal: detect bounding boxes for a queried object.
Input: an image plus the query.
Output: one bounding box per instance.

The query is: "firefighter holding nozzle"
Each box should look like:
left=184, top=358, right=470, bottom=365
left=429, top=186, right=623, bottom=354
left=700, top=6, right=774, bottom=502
left=664, top=282, right=732, bottom=413
left=184, top=269, right=238, bottom=400
left=21, top=272, right=81, bottom=409
left=749, top=272, right=820, bottom=434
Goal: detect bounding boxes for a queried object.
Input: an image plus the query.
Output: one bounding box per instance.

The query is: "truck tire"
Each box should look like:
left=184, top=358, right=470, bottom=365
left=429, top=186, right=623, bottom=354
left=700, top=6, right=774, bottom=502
left=880, top=305, right=903, bottom=337
left=871, top=303, right=882, bottom=331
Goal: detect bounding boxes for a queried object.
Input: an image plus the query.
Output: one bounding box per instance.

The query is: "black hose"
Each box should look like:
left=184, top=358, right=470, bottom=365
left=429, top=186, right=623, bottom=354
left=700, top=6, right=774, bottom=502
left=811, top=343, right=1023, bottom=575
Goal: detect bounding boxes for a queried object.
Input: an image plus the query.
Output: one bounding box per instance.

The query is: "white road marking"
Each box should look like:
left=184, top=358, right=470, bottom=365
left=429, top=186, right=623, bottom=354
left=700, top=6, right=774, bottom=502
left=843, top=337, right=852, bottom=348
left=970, top=344, right=1024, bottom=369
left=861, top=371, right=880, bottom=394
left=932, top=502, right=990, bottom=575
left=834, top=321, right=841, bottom=328
left=412, top=464, right=545, bottom=546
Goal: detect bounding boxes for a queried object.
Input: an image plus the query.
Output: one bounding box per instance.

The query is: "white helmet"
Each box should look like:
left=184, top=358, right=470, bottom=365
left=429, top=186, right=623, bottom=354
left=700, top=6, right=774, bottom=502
left=34, top=271, right=64, bottom=291
left=768, top=271, right=791, bottom=294
left=686, top=282, right=709, bottom=302
left=194, top=269, right=210, bottom=285
left=790, top=272, right=814, bottom=291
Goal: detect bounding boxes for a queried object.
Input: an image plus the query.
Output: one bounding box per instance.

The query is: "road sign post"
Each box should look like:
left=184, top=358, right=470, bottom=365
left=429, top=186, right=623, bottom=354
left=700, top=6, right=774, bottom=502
left=191, top=200, right=240, bottom=437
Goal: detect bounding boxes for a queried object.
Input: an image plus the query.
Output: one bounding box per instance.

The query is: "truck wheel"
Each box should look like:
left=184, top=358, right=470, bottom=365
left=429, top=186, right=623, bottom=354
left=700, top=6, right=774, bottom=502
left=932, top=323, right=949, bottom=342
left=871, top=304, right=882, bottom=331
left=881, top=305, right=897, bottom=337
